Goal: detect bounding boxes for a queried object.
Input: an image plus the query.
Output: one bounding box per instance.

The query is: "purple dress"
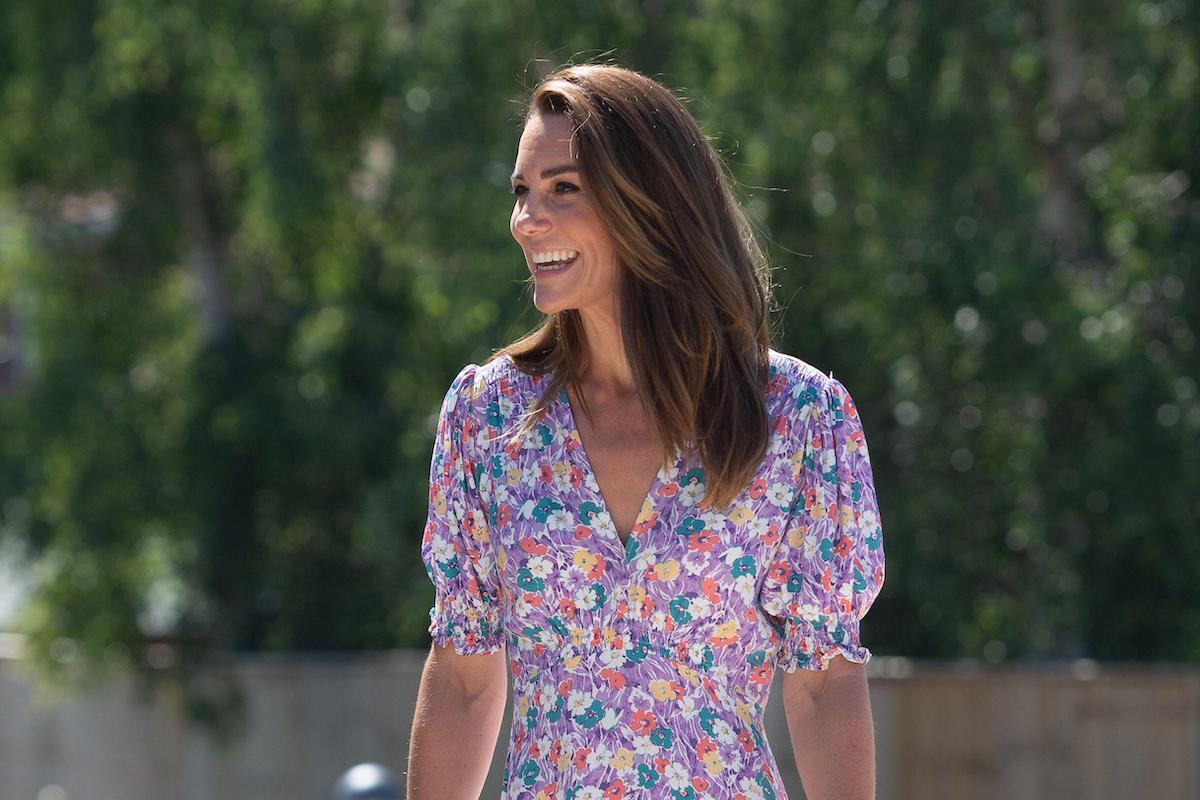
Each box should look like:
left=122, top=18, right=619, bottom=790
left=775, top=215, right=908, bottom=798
left=420, top=348, right=885, bottom=800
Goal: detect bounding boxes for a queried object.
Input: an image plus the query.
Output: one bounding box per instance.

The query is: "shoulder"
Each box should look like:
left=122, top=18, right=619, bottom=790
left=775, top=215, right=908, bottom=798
left=440, top=353, right=546, bottom=426
left=767, top=347, right=836, bottom=407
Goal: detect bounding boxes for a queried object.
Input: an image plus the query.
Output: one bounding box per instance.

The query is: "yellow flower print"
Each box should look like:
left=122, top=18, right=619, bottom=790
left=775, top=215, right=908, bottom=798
left=656, top=559, right=681, bottom=580
left=610, top=749, right=635, bottom=770
left=674, top=662, right=699, bottom=685
left=628, top=586, right=647, bottom=604
left=497, top=548, right=507, bottom=571
left=649, top=680, right=676, bottom=702
left=839, top=503, right=855, bottom=528
left=728, top=506, right=753, bottom=526
left=432, top=488, right=447, bottom=517
left=702, top=752, right=725, bottom=776
left=573, top=549, right=598, bottom=573
left=564, top=654, right=582, bottom=669
left=787, top=526, right=805, bottom=548
left=570, top=626, right=586, bottom=646
left=506, top=466, right=523, bottom=487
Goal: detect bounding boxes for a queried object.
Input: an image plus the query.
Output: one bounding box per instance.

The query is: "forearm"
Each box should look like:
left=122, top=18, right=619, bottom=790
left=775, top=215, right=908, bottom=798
left=407, top=663, right=508, bottom=799
left=784, top=670, right=876, bottom=800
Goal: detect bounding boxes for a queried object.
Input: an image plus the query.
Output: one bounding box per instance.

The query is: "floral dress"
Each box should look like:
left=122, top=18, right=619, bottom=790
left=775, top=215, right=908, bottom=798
left=420, top=348, right=885, bottom=800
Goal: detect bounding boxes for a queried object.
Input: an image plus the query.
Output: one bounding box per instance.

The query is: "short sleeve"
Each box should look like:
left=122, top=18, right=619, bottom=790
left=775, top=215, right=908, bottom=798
left=419, top=363, right=506, bottom=655
left=759, top=374, right=886, bottom=671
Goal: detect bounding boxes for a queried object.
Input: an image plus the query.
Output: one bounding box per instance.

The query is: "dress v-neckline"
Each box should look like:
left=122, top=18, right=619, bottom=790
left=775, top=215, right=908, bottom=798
left=557, top=384, right=675, bottom=562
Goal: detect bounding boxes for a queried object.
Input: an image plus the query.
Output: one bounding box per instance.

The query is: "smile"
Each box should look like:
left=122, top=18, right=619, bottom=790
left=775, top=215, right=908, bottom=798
left=532, top=250, right=579, bottom=274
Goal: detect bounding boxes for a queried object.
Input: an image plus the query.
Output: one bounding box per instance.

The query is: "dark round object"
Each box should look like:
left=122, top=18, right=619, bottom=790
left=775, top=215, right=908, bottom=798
left=332, top=763, right=401, bottom=799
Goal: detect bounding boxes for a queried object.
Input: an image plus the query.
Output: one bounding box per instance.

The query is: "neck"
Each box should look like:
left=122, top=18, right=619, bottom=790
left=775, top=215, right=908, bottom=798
left=576, top=304, right=637, bottom=398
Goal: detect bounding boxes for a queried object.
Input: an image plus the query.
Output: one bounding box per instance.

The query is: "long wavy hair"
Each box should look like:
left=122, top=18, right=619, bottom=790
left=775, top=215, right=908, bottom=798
left=491, top=63, right=775, bottom=510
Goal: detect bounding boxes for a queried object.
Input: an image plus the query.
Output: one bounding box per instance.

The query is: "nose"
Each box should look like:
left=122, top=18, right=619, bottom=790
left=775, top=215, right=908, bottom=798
left=512, top=193, right=551, bottom=238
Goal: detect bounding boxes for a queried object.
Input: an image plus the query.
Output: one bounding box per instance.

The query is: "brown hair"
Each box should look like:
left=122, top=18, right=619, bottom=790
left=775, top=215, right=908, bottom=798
left=490, top=62, right=774, bottom=510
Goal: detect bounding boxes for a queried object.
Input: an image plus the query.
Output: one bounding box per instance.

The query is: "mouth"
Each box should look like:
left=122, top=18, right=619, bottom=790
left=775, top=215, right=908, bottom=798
left=531, top=250, right=579, bottom=276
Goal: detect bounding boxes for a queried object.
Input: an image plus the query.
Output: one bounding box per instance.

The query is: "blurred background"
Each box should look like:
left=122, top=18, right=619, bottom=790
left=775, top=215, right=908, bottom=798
left=1, top=0, right=1197, bottom=798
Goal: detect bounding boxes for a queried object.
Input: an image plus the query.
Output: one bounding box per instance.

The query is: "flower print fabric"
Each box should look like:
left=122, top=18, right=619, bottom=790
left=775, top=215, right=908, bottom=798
left=420, top=348, right=885, bottom=800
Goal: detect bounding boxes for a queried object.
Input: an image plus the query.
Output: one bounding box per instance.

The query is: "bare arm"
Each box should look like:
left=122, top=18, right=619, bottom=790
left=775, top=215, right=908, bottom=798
left=781, top=656, right=876, bottom=800
left=407, top=642, right=508, bottom=800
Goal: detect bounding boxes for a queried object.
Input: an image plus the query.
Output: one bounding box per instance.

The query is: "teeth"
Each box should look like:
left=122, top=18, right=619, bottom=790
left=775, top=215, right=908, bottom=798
left=533, top=249, right=579, bottom=264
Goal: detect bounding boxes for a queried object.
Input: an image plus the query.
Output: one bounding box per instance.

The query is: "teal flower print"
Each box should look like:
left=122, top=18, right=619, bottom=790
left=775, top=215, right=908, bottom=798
left=518, top=760, right=540, bottom=787
left=435, top=559, right=461, bottom=580
left=649, top=725, right=675, bottom=748
left=668, top=596, right=692, bottom=624
left=486, top=400, right=504, bottom=429
left=786, top=570, right=803, bottom=593
left=628, top=634, right=652, bottom=664
left=731, top=555, right=756, bottom=578
left=636, top=763, right=660, bottom=788
left=675, top=516, right=704, bottom=537
left=680, top=466, right=704, bottom=486
left=699, top=707, right=720, bottom=737
left=546, top=694, right=565, bottom=723
left=819, top=537, right=837, bottom=562
left=532, top=496, right=563, bottom=524
left=575, top=698, right=605, bottom=729
left=578, top=501, right=604, bottom=525
left=517, top=567, right=544, bottom=592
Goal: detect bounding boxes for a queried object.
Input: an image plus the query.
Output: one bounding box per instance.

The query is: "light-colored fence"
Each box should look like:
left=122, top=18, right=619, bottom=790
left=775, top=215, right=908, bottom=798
left=1, top=650, right=1197, bottom=800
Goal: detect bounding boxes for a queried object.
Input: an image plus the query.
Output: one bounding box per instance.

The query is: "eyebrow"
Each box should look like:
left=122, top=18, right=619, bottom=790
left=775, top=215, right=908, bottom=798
left=509, top=164, right=579, bottom=182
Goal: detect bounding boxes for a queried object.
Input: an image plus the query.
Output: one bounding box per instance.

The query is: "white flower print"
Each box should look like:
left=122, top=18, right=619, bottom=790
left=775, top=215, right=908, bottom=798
left=598, top=647, right=627, bottom=669
left=574, top=788, right=604, bottom=800
left=527, top=556, right=553, bottom=579
left=737, top=778, right=767, bottom=800
left=599, top=708, right=620, bottom=730
left=430, top=538, right=455, bottom=561
left=514, top=595, right=536, bottom=618
left=593, top=511, right=617, bottom=539
left=679, top=481, right=705, bottom=507
left=574, top=585, right=599, bottom=611
left=567, top=690, right=592, bottom=715
left=664, top=761, right=690, bottom=790
left=747, top=516, right=773, bottom=538
left=586, top=742, right=613, bottom=769
left=766, top=481, right=793, bottom=509
left=712, top=718, right=737, bottom=745
left=688, top=596, right=713, bottom=620
left=733, top=573, right=757, bottom=599
left=699, top=508, right=728, bottom=529
left=634, top=737, right=658, bottom=756
left=547, top=507, right=573, bottom=531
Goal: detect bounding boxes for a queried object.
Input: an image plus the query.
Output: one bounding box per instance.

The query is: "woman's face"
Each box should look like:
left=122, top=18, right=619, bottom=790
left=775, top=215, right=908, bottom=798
left=510, top=111, right=619, bottom=318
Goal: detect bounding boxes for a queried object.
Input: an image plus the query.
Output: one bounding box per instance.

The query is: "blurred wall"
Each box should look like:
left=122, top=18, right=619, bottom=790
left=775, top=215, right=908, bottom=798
left=2, top=651, right=1197, bottom=800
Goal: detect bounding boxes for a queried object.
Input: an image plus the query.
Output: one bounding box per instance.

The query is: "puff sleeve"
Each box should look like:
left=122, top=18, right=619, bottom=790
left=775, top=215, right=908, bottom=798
left=759, top=374, right=886, bottom=671
left=419, top=363, right=506, bottom=655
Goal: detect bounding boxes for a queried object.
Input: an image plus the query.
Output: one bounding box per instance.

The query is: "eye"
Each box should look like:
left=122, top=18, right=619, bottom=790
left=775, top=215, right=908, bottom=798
left=510, top=184, right=528, bottom=197
left=555, top=181, right=579, bottom=194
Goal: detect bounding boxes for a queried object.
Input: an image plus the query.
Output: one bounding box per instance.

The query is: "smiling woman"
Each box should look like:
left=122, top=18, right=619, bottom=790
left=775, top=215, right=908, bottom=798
left=407, top=62, right=885, bottom=800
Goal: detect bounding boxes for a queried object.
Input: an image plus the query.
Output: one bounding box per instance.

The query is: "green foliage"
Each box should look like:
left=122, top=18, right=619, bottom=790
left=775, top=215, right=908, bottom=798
left=0, top=0, right=1197, bottom=728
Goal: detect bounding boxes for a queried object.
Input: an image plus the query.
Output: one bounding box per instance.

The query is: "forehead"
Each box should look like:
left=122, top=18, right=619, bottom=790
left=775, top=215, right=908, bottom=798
left=515, top=111, right=579, bottom=165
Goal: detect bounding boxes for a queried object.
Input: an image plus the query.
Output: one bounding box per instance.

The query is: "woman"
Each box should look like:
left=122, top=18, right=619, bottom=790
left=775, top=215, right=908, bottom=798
left=408, top=63, right=885, bottom=800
